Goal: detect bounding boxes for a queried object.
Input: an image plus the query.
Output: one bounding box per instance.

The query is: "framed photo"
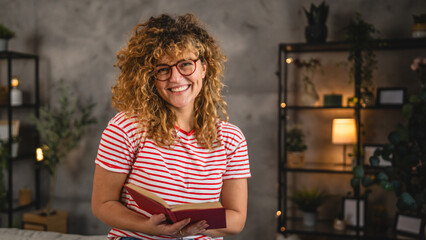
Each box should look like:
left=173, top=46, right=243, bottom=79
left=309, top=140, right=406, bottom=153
left=0, top=120, right=20, bottom=140
left=376, top=87, right=406, bottom=106
left=342, top=197, right=365, bottom=228
left=363, top=144, right=391, bottom=167
left=394, top=213, right=425, bottom=237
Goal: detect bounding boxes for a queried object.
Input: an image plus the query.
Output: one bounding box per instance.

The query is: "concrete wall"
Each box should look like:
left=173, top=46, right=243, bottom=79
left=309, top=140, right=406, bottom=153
left=1, top=0, right=425, bottom=239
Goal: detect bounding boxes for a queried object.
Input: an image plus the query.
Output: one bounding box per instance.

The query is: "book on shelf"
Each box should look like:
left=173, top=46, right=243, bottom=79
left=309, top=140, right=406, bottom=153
left=124, top=183, right=226, bottom=229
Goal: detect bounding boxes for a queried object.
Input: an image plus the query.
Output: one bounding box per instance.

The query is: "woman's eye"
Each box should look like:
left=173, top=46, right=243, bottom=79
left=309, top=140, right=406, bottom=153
left=156, top=67, right=170, bottom=75
left=179, top=61, right=194, bottom=68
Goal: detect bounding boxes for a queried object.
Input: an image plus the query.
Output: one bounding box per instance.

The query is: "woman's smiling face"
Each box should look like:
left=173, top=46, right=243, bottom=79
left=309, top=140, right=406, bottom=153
left=154, top=50, right=206, bottom=114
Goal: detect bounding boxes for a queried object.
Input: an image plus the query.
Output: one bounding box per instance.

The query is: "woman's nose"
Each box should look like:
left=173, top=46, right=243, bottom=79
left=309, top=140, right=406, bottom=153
left=169, top=66, right=184, bottom=82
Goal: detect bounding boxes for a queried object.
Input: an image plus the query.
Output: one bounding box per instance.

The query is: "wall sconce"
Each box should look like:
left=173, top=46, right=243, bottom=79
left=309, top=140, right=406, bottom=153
left=11, top=76, right=23, bottom=106
left=332, top=118, right=356, bottom=166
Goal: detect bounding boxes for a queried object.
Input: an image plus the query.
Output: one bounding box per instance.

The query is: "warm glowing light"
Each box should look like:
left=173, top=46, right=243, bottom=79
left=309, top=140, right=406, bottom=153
left=36, top=148, right=44, bottom=161
left=286, top=57, right=293, bottom=64
left=11, top=77, right=19, bottom=88
left=276, top=210, right=282, bottom=216
left=280, top=102, right=286, bottom=108
left=332, top=118, right=357, bottom=144
left=280, top=226, right=286, bottom=232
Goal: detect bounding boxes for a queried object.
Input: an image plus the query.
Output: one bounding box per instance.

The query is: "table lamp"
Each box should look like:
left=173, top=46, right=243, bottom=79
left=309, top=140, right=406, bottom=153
left=332, top=118, right=357, bottom=166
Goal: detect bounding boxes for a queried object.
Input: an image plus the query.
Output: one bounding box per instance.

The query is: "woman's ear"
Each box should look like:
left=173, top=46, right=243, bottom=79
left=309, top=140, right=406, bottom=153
left=201, top=62, right=207, bottom=79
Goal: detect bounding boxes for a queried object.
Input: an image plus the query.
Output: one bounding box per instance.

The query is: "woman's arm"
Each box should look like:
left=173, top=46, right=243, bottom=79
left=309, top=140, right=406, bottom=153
left=91, top=165, right=198, bottom=236
left=193, top=178, right=248, bottom=238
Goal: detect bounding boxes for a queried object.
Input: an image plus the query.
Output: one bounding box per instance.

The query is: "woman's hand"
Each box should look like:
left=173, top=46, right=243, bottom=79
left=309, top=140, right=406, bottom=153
left=164, top=218, right=209, bottom=238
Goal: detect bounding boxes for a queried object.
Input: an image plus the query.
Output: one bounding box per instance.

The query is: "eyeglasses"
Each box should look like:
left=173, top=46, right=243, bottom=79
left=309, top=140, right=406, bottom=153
left=154, top=58, right=199, bottom=81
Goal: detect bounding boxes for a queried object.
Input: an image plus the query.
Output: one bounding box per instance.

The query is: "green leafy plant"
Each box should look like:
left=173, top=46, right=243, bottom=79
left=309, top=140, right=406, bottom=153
left=294, top=58, right=323, bottom=103
left=290, top=187, right=328, bottom=213
left=0, top=23, right=15, bottom=39
left=286, top=125, right=307, bottom=152
left=351, top=89, right=426, bottom=215
left=413, top=13, right=426, bottom=24
left=33, top=81, right=97, bottom=214
left=303, top=1, right=329, bottom=26
left=343, top=13, right=379, bottom=106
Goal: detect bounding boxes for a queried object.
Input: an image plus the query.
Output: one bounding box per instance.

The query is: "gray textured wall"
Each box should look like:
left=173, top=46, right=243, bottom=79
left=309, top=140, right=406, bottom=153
left=1, top=0, right=426, bottom=239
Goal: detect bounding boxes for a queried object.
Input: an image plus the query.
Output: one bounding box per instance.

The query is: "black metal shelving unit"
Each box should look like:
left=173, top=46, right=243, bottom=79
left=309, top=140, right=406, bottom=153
left=0, top=50, right=40, bottom=227
left=277, top=38, right=426, bottom=240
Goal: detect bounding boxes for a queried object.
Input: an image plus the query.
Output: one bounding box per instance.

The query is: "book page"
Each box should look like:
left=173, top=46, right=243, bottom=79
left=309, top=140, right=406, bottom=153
left=170, top=201, right=223, bottom=212
left=125, top=183, right=170, bottom=208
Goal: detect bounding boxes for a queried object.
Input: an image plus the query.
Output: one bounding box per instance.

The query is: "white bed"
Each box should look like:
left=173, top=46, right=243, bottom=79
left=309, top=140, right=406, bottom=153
left=0, top=228, right=106, bottom=240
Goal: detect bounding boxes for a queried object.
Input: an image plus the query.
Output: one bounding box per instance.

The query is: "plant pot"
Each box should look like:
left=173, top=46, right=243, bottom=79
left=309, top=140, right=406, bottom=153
left=305, top=25, right=327, bottom=43
left=412, top=23, right=426, bottom=38
left=0, top=39, right=8, bottom=51
left=22, top=209, right=68, bottom=233
left=287, top=151, right=305, bottom=167
left=303, top=212, right=317, bottom=226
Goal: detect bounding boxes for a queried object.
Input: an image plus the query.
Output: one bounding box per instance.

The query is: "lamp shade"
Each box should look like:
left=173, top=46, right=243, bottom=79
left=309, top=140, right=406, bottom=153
left=332, top=118, right=357, bottom=144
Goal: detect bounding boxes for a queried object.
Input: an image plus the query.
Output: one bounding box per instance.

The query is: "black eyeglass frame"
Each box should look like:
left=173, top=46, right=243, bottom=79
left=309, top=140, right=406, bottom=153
left=153, top=58, right=200, bottom=81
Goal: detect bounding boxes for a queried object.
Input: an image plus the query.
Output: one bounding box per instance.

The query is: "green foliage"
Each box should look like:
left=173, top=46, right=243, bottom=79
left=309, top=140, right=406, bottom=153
left=303, top=1, right=329, bottom=26
left=290, top=187, right=328, bottom=213
left=413, top=13, right=426, bottom=24
left=286, top=126, right=307, bottom=152
left=33, top=82, right=97, bottom=175
left=343, top=13, right=379, bottom=99
left=0, top=23, right=15, bottom=39
left=352, top=90, right=426, bottom=215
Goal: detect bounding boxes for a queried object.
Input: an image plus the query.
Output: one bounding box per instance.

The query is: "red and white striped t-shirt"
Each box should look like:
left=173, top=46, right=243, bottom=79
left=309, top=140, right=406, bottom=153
left=95, top=112, right=251, bottom=240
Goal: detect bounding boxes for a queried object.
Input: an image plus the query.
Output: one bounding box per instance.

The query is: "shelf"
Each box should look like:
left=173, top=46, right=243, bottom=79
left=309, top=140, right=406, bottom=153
left=279, top=105, right=403, bottom=110
left=279, top=38, right=426, bottom=53
left=0, top=51, right=37, bottom=59
left=283, top=162, right=353, bottom=174
left=0, top=104, right=38, bottom=109
left=281, top=218, right=420, bottom=240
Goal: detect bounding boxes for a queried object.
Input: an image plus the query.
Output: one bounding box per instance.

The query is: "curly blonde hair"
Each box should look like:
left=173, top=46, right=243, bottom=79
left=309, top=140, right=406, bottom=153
left=112, top=13, right=228, bottom=149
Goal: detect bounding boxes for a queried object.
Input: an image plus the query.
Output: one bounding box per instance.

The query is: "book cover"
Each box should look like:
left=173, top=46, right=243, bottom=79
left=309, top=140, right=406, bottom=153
left=124, top=183, right=226, bottom=229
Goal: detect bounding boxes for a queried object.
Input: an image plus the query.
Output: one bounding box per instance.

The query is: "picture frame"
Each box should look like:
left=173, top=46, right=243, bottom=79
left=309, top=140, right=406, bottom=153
left=376, top=87, right=406, bottom=106
left=342, top=197, right=365, bottom=228
left=363, top=144, right=392, bottom=167
left=394, top=213, right=425, bottom=238
left=0, top=120, right=20, bottom=140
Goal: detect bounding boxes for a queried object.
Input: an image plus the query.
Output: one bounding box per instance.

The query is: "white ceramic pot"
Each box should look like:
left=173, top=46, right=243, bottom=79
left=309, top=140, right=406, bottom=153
left=0, top=38, right=8, bottom=51
left=303, top=212, right=317, bottom=226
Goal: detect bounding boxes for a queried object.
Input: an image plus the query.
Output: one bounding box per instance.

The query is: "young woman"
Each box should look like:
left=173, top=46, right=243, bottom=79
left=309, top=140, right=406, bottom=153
left=91, top=13, right=251, bottom=240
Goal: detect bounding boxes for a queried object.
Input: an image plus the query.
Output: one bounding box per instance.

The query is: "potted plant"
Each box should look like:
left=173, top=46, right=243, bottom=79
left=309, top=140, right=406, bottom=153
left=343, top=13, right=379, bottom=107
left=0, top=23, right=15, bottom=51
left=286, top=125, right=307, bottom=167
left=290, top=187, right=328, bottom=226
left=351, top=57, right=426, bottom=217
left=412, top=13, right=426, bottom=38
left=32, top=82, right=97, bottom=215
left=303, top=1, right=329, bottom=43
left=293, top=58, right=323, bottom=106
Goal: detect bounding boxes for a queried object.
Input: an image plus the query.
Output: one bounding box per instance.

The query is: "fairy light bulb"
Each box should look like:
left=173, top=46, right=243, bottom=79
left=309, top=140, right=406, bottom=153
left=36, top=148, right=44, bottom=161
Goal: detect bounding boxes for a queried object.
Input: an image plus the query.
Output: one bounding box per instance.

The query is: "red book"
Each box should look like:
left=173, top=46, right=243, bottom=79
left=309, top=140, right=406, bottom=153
left=124, top=183, right=226, bottom=229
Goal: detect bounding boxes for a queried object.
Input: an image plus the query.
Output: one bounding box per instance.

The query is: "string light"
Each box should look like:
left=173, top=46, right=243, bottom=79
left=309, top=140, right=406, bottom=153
left=11, top=76, right=19, bottom=88
left=36, top=148, right=44, bottom=162
left=285, top=57, right=293, bottom=64
left=280, top=102, right=286, bottom=108
left=276, top=210, right=282, bottom=216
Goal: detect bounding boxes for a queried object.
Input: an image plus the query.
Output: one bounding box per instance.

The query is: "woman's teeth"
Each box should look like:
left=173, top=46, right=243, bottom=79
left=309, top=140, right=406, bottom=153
left=170, top=85, right=189, bottom=92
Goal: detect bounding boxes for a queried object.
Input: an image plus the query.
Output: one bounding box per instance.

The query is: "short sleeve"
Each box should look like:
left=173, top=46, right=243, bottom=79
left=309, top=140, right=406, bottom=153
left=221, top=122, right=251, bottom=180
left=95, top=113, right=141, bottom=174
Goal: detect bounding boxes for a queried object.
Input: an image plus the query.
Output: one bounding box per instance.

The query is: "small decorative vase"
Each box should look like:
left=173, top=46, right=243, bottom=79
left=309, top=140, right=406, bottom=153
left=305, top=25, right=328, bottom=43
left=303, top=212, right=317, bottom=226
left=0, top=39, right=8, bottom=51
left=301, top=83, right=319, bottom=106
left=412, top=23, right=426, bottom=38
left=333, top=218, right=346, bottom=231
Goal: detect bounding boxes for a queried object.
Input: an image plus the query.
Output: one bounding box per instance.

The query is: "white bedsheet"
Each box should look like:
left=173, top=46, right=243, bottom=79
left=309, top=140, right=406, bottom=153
left=0, top=228, right=106, bottom=240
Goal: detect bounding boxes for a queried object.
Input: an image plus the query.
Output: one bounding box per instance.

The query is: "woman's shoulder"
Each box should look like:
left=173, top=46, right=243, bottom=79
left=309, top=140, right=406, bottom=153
left=217, top=120, right=245, bottom=142
left=108, top=112, right=146, bottom=133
